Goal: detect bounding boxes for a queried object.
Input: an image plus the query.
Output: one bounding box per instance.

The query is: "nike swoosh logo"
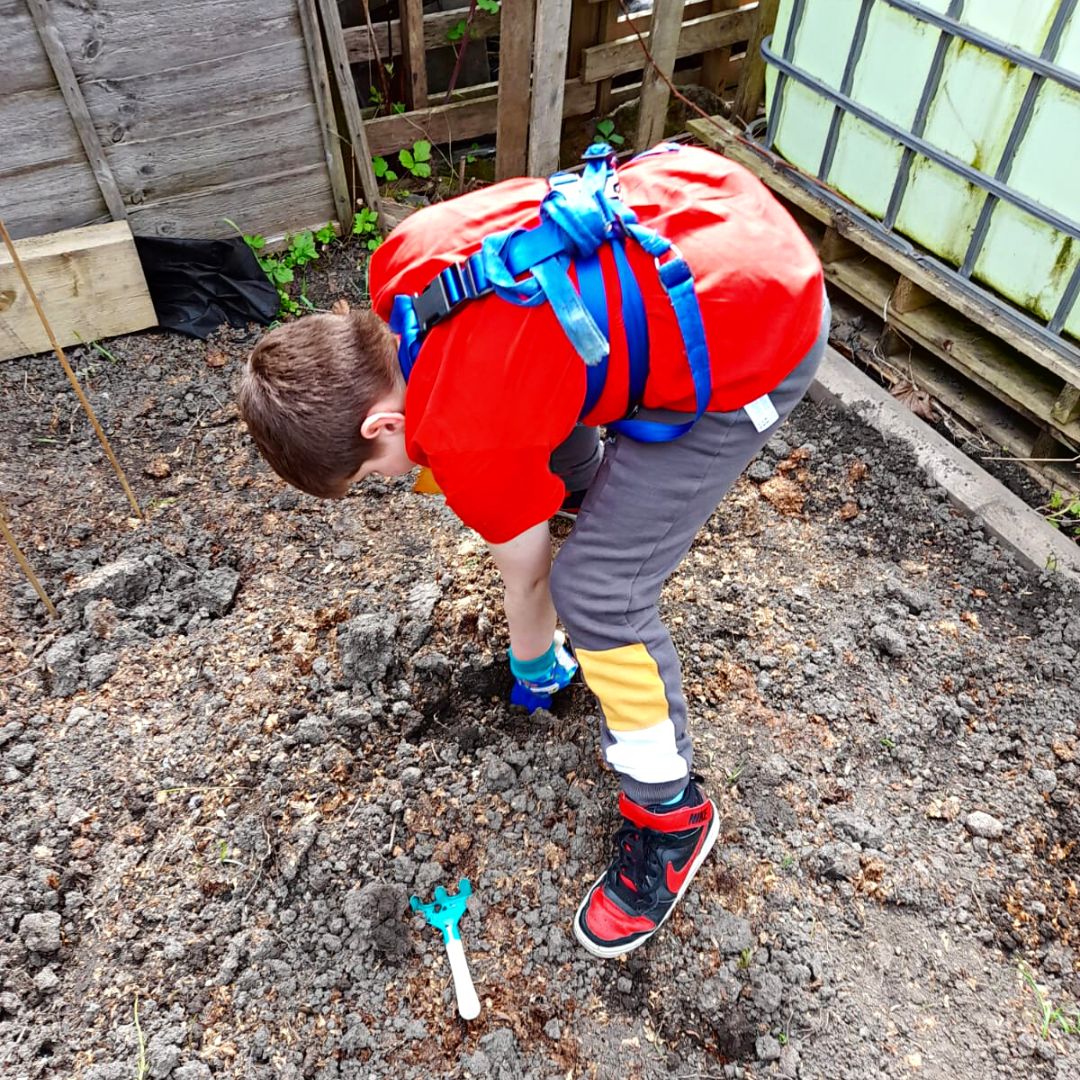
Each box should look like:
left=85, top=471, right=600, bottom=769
left=665, top=829, right=708, bottom=895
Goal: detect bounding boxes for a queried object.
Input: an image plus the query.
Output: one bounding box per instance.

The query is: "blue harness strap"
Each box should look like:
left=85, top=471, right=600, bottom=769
left=390, top=142, right=712, bottom=442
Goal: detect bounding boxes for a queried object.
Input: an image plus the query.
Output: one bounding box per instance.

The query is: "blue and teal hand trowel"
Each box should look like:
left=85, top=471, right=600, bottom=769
left=410, top=878, right=480, bottom=1020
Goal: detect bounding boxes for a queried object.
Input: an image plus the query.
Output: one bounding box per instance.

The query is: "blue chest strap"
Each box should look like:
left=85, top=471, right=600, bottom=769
left=389, top=142, right=712, bottom=443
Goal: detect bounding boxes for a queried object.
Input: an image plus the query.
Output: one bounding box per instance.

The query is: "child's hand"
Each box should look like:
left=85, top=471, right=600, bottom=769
left=509, top=631, right=578, bottom=713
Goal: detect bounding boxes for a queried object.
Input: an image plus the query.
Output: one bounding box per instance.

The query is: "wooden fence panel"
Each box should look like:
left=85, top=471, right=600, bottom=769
left=495, top=0, right=536, bottom=180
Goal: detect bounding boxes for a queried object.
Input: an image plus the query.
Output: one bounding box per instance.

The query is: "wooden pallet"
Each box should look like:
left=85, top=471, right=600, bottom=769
left=687, top=114, right=1080, bottom=486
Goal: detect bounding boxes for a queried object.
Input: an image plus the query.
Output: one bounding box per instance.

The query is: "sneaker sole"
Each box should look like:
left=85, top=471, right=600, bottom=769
left=571, top=799, right=720, bottom=959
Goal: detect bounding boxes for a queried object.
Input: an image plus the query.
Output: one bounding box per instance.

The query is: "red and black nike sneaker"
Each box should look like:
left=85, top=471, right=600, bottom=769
left=573, top=780, right=719, bottom=958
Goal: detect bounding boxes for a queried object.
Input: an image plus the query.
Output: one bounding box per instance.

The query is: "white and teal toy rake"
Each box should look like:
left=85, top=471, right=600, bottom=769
left=410, top=878, right=481, bottom=1021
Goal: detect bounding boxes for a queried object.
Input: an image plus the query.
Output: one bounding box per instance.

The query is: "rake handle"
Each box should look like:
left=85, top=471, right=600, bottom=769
left=444, top=935, right=480, bottom=1021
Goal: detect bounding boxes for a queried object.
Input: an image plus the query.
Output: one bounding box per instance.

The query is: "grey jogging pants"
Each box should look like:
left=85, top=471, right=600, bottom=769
left=548, top=299, right=829, bottom=805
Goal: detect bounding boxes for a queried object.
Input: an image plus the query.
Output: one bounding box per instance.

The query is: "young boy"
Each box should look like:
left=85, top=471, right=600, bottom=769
left=239, top=143, right=827, bottom=958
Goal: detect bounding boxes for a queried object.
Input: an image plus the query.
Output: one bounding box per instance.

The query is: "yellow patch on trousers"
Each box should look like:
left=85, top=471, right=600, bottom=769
left=575, top=642, right=670, bottom=732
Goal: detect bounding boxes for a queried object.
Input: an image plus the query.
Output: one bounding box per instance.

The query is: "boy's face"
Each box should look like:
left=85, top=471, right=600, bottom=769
left=351, top=431, right=414, bottom=482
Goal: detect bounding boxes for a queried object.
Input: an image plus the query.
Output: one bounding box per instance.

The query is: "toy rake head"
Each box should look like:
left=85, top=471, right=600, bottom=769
left=410, top=878, right=472, bottom=942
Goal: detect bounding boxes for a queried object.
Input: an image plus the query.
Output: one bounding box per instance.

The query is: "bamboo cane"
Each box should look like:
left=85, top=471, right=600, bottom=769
left=0, top=219, right=143, bottom=520
left=0, top=503, right=57, bottom=617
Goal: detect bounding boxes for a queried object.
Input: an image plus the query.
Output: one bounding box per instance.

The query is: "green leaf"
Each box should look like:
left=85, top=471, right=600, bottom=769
left=1050, top=490, right=1064, bottom=510
left=412, top=162, right=432, bottom=178
left=271, top=264, right=294, bottom=285
left=314, top=224, right=335, bottom=245
left=289, top=230, right=318, bottom=266
left=245, top=233, right=266, bottom=250
left=392, top=102, right=406, bottom=114
left=477, top=0, right=500, bottom=12
left=367, top=237, right=380, bottom=251
left=446, top=19, right=466, bottom=42
left=399, top=149, right=415, bottom=169
left=596, top=118, right=614, bottom=137
left=1067, top=499, right=1080, bottom=517
left=412, top=140, right=432, bottom=163
left=609, top=132, right=625, bottom=145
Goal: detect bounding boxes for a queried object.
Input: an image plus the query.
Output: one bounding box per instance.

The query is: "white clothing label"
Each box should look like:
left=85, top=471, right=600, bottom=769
left=744, top=393, right=780, bottom=433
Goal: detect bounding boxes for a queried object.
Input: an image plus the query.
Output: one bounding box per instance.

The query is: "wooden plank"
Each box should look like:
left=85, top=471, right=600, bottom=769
left=817, top=225, right=861, bottom=265
left=343, top=8, right=501, bottom=64
left=528, top=0, right=574, bottom=176
left=1052, top=385, right=1080, bottom=425
left=297, top=0, right=352, bottom=229
left=891, top=275, right=936, bottom=315
left=582, top=6, right=756, bottom=84
left=825, top=256, right=1080, bottom=448
left=25, top=0, right=128, bottom=221
left=595, top=0, right=620, bottom=115
left=0, top=88, right=104, bottom=175
left=0, top=163, right=109, bottom=242
left=315, top=0, right=381, bottom=216
left=50, top=0, right=304, bottom=82
left=0, top=0, right=56, bottom=96
left=105, top=105, right=329, bottom=208
left=495, top=0, right=536, bottom=181
left=368, top=80, right=597, bottom=158
left=568, top=0, right=602, bottom=78
left=399, top=0, right=429, bottom=110
left=731, top=0, right=779, bottom=122
left=686, top=113, right=1080, bottom=389
left=701, top=0, right=743, bottom=95
left=636, top=0, right=687, bottom=151
left=0, top=222, right=156, bottom=361
left=367, top=69, right=695, bottom=159
left=78, top=40, right=314, bottom=146
left=126, top=163, right=335, bottom=240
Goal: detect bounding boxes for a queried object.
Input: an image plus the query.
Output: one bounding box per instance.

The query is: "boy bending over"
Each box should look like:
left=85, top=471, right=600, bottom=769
left=239, top=144, right=826, bottom=958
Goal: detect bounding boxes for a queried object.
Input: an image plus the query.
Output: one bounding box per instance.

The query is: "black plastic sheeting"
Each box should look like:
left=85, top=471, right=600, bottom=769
left=134, top=235, right=278, bottom=339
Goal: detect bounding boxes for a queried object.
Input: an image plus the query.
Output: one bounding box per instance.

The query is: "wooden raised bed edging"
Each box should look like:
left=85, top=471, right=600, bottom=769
left=0, top=221, right=157, bottom=363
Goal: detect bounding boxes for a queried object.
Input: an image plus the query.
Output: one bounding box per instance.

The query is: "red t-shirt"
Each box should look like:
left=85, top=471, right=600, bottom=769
left=369, top=146, right=823, bottom=543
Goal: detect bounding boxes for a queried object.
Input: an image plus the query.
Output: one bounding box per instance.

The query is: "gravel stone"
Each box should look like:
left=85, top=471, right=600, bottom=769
left=343, top=882, right=410, bottom=959
left=20, top=911, right=62, bottom=952
left=337, top=613, right=399, bottom=685
left=5, top=742, right=37, bottom=770
left=43, top=633, right=86, bottom=696
left=71, top=555, right=152, bottom=607
left=33, top=966, right=59, bottom=993
left=192, top=566, right=240, bottom=616
left=965, top=811, right=1004, bottom=840
left=756, top=1034, right=782, bottom=1061
left=870, top=624, right=908, bottom=658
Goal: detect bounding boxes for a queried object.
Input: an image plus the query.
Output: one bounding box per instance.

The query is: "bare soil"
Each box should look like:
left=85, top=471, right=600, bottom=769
left=1, top=241, right=1078, bottom=1080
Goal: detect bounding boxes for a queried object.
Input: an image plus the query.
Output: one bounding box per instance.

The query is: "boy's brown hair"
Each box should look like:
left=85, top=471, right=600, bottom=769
left=238, top=309, right=398, bottom=498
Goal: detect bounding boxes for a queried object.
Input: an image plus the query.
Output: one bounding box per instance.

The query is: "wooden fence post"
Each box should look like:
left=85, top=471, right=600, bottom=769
left=297, top=0, right=353, bottom=229
left=315, top=0, right=382, bottom=219
left=635, top=0, right=687, bottom=151
left=496, top=0, right=537, bottom=180
left=732, top=0, right=780, bottom=124
left=528, top=0, right=574, bottom=175
left=399, top=0, right=429, bottom=110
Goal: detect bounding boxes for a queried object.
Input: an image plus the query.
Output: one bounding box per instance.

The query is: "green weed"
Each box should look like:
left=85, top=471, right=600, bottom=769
left=353, top=208, right=381, bottom=252
left=738, top=947, right=753, bottom=970
left=1044, top=490, right=1080, bottom=537
left=399, top=140, right=433, bottom=179
left=880, top=736, right=896, bottom=750
left=1021, top=964, right=1080, bottom=1039
left=595, top=117, right=626, bottom=146
left=373, top=155, right=398, bottom=183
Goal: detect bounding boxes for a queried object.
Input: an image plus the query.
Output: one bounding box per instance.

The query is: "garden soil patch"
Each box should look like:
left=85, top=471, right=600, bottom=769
left=1, top=252, right=1078, bottom=1080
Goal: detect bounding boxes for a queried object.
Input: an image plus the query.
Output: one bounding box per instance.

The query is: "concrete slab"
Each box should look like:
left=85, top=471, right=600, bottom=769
left=810, top=348, right=1080, bottom=586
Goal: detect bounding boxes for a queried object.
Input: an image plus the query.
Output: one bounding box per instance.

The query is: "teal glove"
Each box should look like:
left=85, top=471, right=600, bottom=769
left=509, top=630, right=578, bottom=713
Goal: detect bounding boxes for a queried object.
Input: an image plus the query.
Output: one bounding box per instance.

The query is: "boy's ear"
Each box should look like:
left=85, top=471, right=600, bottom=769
left=360, top=410, right=405, bottom=440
